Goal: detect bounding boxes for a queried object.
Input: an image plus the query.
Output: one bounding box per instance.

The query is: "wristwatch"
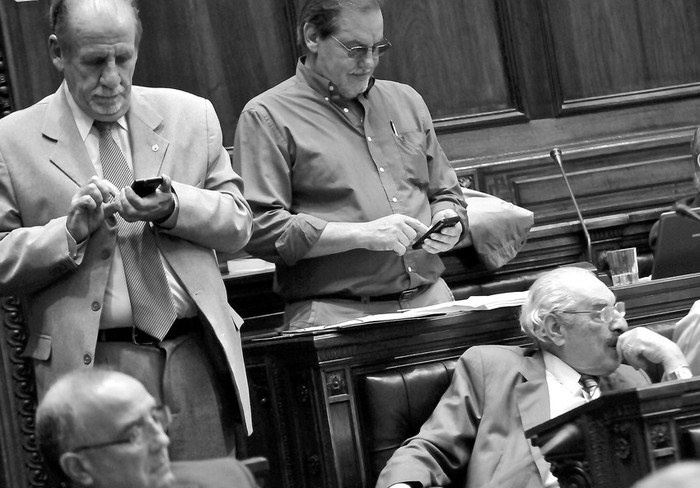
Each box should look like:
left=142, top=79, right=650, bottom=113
left=665, top=365, right=693, bottom=381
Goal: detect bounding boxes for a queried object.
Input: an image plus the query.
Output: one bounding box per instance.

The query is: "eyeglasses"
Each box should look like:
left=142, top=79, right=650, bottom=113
left=329, top=35, right=392, bottom=59
left=72, top=405, right=172, bottom=452
left=557, top=302, right=626, bottom=323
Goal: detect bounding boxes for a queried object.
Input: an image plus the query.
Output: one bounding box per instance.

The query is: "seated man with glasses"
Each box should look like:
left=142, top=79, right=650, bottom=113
left=36, top=368, right=259, bottom=488
left=376, top=266, right=691, bottom=488
left=234, top=0, right=469, bottom=330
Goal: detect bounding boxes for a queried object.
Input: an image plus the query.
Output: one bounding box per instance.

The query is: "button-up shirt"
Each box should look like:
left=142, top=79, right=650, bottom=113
left=235, top=59, right=467, bottom=302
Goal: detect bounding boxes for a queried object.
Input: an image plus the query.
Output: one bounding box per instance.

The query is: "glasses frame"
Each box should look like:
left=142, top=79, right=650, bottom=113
left=557, top=301, right=626, bottom=323
left=329, top=34, right=392, bottom=59
left=71, top=405, right=172, bottom=453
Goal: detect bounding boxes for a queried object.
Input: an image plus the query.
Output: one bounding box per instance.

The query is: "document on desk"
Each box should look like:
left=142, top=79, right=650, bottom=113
left=279, top=291, right=529, bottom=335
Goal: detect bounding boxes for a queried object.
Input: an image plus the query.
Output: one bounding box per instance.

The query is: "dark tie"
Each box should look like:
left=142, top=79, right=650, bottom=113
left=579, top=374, right=600, bottom=401
left=95, top=121, right=176, bottom=340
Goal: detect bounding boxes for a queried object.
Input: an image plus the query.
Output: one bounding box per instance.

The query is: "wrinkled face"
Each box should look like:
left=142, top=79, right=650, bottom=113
left=554, top=276, right=628, bottom=376
left=50, top=4, right=138, bottom=122
left=306, top=7, right=384, bottom=99
left=70, top=377, right=174, bottom=488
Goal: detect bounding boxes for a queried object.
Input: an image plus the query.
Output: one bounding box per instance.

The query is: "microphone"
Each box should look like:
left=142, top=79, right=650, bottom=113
left=674, top=202, right=700, bottom=223
left=550, top=148, right=593, bottom=264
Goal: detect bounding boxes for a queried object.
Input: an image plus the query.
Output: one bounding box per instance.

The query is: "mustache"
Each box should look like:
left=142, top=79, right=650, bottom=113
left=606, top=332, right=622, bottom=348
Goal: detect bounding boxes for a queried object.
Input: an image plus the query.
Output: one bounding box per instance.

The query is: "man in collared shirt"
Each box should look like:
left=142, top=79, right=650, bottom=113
left=376, top=266, right=692, bottom=488
left=234, top=0, right=469, bottom=329
left=0, top=0, right=252, bottom=460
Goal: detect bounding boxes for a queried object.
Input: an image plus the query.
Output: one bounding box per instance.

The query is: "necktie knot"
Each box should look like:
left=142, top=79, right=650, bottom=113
left=93, top=120, right=115, bottom=134
left=579, top=374, right=600, bottom=401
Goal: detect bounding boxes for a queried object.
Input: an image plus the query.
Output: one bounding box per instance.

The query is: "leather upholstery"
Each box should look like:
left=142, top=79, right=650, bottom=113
left=358, top=359, right=458, bottom=482
left=357, top=321, right=677, bottom=484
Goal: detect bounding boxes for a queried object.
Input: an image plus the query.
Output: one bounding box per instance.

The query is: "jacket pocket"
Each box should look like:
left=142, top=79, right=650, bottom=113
left=23, top=333, right=52, bottom=361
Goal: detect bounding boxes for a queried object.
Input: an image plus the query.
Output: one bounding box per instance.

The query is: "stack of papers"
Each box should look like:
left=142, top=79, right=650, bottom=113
left=280, top=290, right=529, bottom=335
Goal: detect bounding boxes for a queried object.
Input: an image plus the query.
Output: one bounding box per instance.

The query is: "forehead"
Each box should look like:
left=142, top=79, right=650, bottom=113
left=334, top=6, right=384, bottom=42
left=77, top=378, right=155, bottom=434
left=67, top=3, right=137, bottom=53
left=566, top=273, right=615, bottom=308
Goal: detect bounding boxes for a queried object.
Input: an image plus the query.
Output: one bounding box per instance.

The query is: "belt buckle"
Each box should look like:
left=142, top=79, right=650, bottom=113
left=131, top=327, right=156, bottom=346
left=399, top=287, right=420, bottom=301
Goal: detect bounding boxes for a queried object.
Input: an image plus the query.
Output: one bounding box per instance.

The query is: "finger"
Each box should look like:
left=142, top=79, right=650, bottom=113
left=160, top=174, right=173, bottom=192
left=393, top=241, right=407, bottom=256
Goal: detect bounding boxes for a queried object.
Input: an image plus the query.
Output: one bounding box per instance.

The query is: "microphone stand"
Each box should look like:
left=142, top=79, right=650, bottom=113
left=550, top=148, right=594, bottom=264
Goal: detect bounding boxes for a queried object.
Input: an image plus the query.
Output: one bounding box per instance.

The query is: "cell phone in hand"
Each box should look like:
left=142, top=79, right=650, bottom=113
left=131, top=176, right=164, bottom=197
left=412, top=216, right=461, bottom=250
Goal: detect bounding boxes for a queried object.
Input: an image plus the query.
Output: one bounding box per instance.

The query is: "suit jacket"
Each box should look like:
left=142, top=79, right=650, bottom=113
left=171, top=458, right=259, bottom=488
left=375, top=345, right=650, bottom=488
left=0, top=83, right=254, bottom=432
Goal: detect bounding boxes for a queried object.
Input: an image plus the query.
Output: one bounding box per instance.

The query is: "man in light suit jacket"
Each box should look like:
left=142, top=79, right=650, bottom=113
left=376, top=267, right=691, bottom=488
left=36, top=368, right=260, bottom=488
left=0, top=0, right=253, bottom=460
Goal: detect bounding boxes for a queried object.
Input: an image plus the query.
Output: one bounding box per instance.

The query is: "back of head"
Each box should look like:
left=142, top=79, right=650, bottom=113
left=35, top=368, right=133, bottom=483
left=631, top=461, right=700, bottom=488
left=519, top=266, right=598, bottom=347
left=296, top=0, right=383, bottom=48
left=49, top=0, right=143, bottom=52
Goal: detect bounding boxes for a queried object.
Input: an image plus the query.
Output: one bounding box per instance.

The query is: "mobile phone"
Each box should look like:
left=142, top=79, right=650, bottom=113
left=412, top=216, right=461, bottom=250
left=131, top=176, right=164, bottom=197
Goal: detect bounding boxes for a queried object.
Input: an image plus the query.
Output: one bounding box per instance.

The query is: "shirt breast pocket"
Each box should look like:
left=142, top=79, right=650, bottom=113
left=392, top=130, right=429, bottom=190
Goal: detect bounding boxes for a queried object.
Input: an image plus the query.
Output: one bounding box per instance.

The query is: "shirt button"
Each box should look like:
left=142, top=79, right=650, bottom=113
left=379, top=167, right=385, bottom=173
left=367, top=136, right=372, bottom=142
left=100, top=249, right=111, bottom=260
left=408, top=266, right=413, bottom=272
left=329, top=85, right=335, bottom=91
left=83, top=353, right=92, bottom=365
left=392, top=197, right=398, bottom=203
left=324, top=97, right=329, bottom=101
left=343, top=108, right=349, bottom=113
left=91, top=301, right=101, bottom=311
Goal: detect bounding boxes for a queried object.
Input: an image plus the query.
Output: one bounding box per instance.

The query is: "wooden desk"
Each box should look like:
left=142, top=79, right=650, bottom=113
left=241, top=273, right=700, bottom=488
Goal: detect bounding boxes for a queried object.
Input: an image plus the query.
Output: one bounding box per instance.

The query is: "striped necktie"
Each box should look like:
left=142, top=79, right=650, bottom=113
left=95, top=121, right=176, bottom=340
left=579, top=374, right=600, bottom=401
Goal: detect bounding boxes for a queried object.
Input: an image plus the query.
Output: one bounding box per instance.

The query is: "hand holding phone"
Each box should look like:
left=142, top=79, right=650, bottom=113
left=131, top=176, right=164, bottom=197
left=412, top=216, right=461, bottom=250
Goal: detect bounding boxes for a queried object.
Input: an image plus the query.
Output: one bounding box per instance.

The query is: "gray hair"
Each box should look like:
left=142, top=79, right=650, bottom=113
left=519, top=267, right=596, bottom=347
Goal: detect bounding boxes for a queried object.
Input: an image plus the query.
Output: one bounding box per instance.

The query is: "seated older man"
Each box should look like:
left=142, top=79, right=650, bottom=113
left=35, top=368, right=259, bottom=488
left=376, top=266, right=692, bottom=488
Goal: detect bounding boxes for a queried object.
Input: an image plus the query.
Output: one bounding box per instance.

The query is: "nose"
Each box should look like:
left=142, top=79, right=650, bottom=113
left=100, top=61, right=121, bottom=88
left=147, top=421, right=170, bottom=450
left=358, top=50, right=378, bottom=69
left=609, top=315, right=628, bottom=334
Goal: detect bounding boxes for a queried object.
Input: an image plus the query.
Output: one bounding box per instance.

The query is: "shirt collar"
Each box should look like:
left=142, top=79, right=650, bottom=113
left=543, top=350, right=583, bottom=394
left=296, top=56, right=376, bottom=102
left=62, top=81, right=128, bottom=142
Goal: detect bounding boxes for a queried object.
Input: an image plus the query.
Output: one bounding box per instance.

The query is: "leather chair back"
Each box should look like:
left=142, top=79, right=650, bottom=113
left=357, top=359, right=458, bottom=484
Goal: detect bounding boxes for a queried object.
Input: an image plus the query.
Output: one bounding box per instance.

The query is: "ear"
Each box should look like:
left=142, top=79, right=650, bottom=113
left=303, top=22, right=320, bottom=54
left=543, top=314, right=566, bottom=346
left=59, top=452, right=94, bottom=486
left=48, top=34, right=65, bottom=73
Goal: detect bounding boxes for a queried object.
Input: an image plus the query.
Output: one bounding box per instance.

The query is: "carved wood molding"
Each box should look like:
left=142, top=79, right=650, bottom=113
left=0, top=26, right=13, bottom=117
left=1, top=296, right=47, bottom=487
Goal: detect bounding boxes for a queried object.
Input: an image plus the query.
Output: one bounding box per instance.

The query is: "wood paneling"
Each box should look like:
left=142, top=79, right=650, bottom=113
left=545, top=0, right=700, bottom=113
left=135, top=0, right=297, bottom=145
left=376, top=0, right=514, bottom=121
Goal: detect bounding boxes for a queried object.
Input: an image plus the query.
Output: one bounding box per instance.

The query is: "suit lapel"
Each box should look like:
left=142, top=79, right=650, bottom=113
left=514, top=350, right=552, bottom=484
left=126, top=91, right=170, bottom=179
left=44, top=86, right=96, bottom=186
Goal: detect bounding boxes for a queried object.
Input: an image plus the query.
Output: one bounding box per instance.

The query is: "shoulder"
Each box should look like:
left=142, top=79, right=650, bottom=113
left=0, top=94, right=52, bottom=135
left=131, top=86, right=212, bottom=113
left=371, top=79, right=424, bottom=103
left=461, top=344, right=531, bottom=370
left=171, top=458, right=257, bottom=488
left=241, top=75, right=303, bottom=113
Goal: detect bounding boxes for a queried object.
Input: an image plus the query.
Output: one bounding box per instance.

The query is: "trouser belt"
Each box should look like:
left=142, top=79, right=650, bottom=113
left=97, top=316, right=201, bottom=344
left=312, top=285, right=429, bottom=304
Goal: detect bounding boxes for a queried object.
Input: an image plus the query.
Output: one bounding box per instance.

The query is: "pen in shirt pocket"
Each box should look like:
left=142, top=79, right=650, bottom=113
left=390, top=120, right=399, bottom=137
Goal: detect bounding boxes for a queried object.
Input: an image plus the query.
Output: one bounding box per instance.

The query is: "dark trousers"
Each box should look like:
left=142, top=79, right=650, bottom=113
left=95, top=327, right=238, bottom=461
